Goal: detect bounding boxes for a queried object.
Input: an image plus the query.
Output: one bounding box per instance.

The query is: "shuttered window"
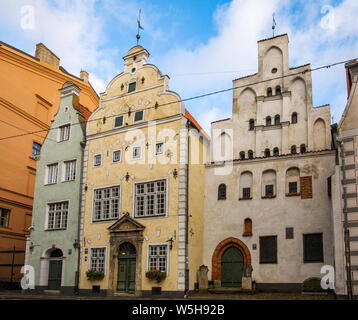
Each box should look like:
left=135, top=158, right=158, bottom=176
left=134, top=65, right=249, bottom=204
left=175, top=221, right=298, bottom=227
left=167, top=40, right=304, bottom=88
left=303, top=233, right=323, bottom=262
left=260, top=236, right=277, bottom=263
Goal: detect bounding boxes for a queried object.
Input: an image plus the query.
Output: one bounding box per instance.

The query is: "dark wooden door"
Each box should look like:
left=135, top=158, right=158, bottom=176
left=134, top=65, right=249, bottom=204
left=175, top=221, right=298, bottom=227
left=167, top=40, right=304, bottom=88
left=48, top=260, right=62, bottom=290
left=117, top=257, right=136, bottom=293
left=221, top=247, right=243, bottom=287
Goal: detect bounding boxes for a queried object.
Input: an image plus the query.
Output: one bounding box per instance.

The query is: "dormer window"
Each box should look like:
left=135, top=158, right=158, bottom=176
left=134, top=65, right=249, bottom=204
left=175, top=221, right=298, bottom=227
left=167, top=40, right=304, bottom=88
left=275, top=86, right=281, bottom=95
left=128, top=82, right=136, bottom=93
left=274, top=115, right=280, bottom=125
left=267, top=87, right=272, bottom=97
left=249, top=119, right=255, bottom=131
left=266, top=116, right=271, bottom=126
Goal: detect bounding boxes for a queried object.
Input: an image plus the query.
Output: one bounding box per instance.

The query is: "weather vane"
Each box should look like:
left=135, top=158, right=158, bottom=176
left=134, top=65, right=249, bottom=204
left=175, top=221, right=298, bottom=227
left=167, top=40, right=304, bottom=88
left=136, top=9, right=144, bottom=45
left=272, top=12, right=277, bottom=37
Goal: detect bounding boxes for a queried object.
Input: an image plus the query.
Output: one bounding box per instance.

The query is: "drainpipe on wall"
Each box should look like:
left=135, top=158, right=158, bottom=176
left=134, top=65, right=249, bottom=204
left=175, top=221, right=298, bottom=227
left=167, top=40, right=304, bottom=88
left=337, top=137, right=353, bottom=300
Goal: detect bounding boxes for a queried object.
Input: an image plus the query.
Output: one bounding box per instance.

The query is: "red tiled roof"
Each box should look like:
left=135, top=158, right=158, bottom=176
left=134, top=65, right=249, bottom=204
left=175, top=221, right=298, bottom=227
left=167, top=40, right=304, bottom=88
left=77, top=104, right=92, bottom=123
left=185, top=109, right=210, bottom=141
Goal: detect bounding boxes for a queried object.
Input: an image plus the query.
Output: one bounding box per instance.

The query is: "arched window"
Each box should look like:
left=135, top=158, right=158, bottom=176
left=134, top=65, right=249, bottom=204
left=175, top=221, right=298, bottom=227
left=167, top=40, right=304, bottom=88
left=262, top=169, right=276, bottom=198
left=286, top=167, right=300, bottom=195
left=267, top=87, right=272, bottom=97
left=300, top=144, right=306, bottom=153
left=249, top=119, right=255, bottom=131
left=274, top=115, right=280, bottom=125
left=291, top=112, right=298, bottom=124
left=248, top=150, right=253, bottom=159
left=240, top=171, right=253, bottom=200
left=275, top=85, right=281, bottom=95
left=50, top=249, right=63, bottom=258
left=240, top=151, right=245, bottom=160
left=266, top=116, right=271, bottom=126
left=265, top=148, right=270, bottom=157
left=243, top=218, right=253, bottom=237
left=291, top=145, right=297, bottom=154
left=218, top=184, right=226, bottom=200
left=273, top=147, right=279, bottom=156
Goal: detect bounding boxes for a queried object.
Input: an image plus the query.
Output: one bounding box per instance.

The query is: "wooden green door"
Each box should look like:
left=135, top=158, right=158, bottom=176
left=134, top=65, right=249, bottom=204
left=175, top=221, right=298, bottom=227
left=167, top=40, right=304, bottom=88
left=48, top=260, right=62, bottom=290
left=221, top=247, right=243, bottom=287
left=117, top=242, right=136, bottom=293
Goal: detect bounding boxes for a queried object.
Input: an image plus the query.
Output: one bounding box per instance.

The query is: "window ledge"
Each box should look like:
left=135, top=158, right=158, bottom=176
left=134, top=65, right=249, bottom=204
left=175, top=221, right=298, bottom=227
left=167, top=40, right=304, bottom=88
left=45, top=228, right=67, bottom=231
left=239, top=197, right=252, bottom=201
left=242, top=232, right=252, bottom=237
left=286, top=192, right=301, bottom=197
left=261, top=195, right=276, bottom=199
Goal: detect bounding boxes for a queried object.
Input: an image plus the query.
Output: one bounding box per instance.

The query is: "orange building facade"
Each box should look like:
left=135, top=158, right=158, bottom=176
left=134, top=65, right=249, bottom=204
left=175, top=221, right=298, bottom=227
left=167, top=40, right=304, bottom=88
left=0, top=41, right=98, bottom=287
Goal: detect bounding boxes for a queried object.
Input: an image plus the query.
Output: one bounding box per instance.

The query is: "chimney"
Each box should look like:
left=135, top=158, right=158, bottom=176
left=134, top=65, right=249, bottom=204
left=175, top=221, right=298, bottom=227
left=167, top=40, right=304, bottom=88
left=35, top=43, right=60, bottom=68
left=80, top=69, right=89, bottom=82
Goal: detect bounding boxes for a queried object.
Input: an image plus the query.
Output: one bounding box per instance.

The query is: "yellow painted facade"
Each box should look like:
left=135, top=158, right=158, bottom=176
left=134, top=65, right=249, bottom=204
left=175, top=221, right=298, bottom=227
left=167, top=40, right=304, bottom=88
left=79, top=46, right=209, bottom=296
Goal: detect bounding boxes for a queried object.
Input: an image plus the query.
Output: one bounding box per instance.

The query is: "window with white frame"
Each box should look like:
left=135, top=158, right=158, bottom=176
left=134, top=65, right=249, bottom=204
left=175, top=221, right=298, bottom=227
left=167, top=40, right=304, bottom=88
left=155, top=142, right=164, bottom=155
left=46, top=163, right=58, bottom=184
left=47, top=201, right=68, bottom=230
left=94, top=154, right=102, bottom=167
left=58, top=124, right=70, bottom=142
left=148, top=244, right=168, bottom=272
left=134, top=110, right=144, bottom=122
left=64, top=160, right=76, bottom=181
left=0, top=208, right=10, bottom=228
left=112, top=150, right=122, bottom=163
left=93, top=186, right=120, bottom=221
left=132, top=146, right=142, bottom=160
left=135, top=180, right=166, bottom=218
left=90, top=247, right=106, bottom=272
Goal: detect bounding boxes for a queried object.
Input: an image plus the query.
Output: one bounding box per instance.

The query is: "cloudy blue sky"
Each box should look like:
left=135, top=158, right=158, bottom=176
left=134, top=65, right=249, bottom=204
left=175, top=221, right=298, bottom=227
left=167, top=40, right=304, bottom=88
left=1, top=0, right=357, bottom=133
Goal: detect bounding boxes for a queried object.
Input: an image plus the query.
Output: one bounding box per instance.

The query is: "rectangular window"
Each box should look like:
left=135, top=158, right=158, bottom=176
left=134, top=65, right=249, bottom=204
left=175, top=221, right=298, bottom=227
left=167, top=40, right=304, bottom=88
left=135, top=180, right=167, bottom=218
left=148, top=245, right=168, bottom=273
left=114, top=115, right=124, bottom=128
left=265, top=184, right=274, bottom=196
left=93, top=186, right=120, bottom=221
left=112, top=150, right=122, bottom=163
left=303, top=233, right=323, bottom=262
left=289, top=182, right=298, bottom=193
left=243, top=187, right=251, bottom=199
left=260, top=236, right=277, bottom=263
left=94, top=154, right=102, bottom=167
left=32, top=142, right=41, bottom=159
left=128, top=82, right=136, bottom=93
left=64, top=160, right=76, bottom=181
left=134, top=110, right=144, bottom=122
left=47, top=163, right=58, bottom=184
left=90, top=247, right=106, bottom=272
left=0, top=208, right=10, bottom=228
left=155, top=142, right=164, bottom=155
left=47, top=201, right=68, bottom=230
left=58, top=124, right=70, bottom=142
left=132, top=146, right=142, bottom=160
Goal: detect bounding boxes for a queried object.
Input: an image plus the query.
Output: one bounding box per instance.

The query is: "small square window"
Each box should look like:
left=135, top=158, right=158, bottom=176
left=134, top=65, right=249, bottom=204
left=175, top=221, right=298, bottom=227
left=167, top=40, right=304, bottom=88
left=265, top=184, right=274, bottom=196
left=132, top=146, right=141, bottom=160
left=289, top=182, right=298, bottom=193
left=114, top=116, right=124, bottom=128
left=286, top=227, right=294, bottom=239
left=128, top=82, right=136, bottom=93
left=94, top=154, right=102, bottom=167
left=134, top=110, right=144, bottom=122
left=155, top=142, right=164, bottom=155
left=113, top=150, right=121, bottom=163
left=243, top=187, right=251, bottom=199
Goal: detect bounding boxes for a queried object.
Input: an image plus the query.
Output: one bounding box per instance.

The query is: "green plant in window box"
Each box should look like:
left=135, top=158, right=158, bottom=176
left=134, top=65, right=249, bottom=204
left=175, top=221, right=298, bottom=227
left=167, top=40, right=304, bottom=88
left=145, top=269, right=166, bottom=283
left=86, top=269, right=104, bottom=281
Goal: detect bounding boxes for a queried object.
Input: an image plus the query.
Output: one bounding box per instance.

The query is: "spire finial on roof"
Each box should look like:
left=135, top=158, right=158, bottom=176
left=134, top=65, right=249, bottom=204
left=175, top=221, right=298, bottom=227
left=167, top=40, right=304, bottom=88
left=272, top=12, right=277, bottom=37
left=136, top=9, right=144, bottom=45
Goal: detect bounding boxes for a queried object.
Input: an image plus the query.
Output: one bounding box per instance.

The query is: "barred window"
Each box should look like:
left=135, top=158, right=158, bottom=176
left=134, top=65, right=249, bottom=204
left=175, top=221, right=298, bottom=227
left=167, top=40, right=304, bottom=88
left=134, top=180, right=167, bottom=217
left=59, top=124, right=70, bottom=142
left=47, top=201, right=68, bottom=230
left=93, top=186, right=120, bottom=221
left=64, top=160, right=76, bottom=181
left=90, top=247, right=106, bottom=272
left=47, top=163, right=58, bottom=184
left=148, top=245, right=167, bottom=273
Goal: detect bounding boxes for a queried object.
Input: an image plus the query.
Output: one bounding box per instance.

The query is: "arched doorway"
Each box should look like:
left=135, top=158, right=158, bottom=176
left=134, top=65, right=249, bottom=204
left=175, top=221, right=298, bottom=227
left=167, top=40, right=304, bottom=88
left=48, top=248, right=63, bottom=290
left=117, top=242, right=136, bottom=293
left=221, top=247, right=244, bottom=287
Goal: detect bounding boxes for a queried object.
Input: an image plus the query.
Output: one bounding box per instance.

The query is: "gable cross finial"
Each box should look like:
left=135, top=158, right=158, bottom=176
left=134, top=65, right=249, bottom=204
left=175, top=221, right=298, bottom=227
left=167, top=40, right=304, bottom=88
left=136, top=9, right=144, bottom=45
left=272, top=12, right=277, bottom=37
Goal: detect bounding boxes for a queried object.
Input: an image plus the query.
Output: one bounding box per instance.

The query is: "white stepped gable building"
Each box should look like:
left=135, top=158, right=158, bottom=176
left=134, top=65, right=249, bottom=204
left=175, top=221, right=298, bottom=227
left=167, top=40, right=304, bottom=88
left=203, top=34, right=336, bottom=292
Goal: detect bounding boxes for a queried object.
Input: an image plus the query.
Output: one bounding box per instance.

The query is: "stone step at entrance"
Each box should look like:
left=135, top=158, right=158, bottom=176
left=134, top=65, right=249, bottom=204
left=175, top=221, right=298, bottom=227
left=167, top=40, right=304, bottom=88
left=43, top=290, right=60, bottom=295
left=207, top=287, right=254, bottom=295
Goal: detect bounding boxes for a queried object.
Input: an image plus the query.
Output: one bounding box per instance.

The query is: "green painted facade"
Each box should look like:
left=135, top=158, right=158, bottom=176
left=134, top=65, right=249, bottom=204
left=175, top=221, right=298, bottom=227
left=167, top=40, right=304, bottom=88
left=26, top=82, right=87, bottom=293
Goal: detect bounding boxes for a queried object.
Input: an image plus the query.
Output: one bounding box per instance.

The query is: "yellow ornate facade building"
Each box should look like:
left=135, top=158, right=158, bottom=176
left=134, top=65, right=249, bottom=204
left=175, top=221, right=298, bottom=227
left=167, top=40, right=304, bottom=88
left=79, top=45, right=209, bottom=297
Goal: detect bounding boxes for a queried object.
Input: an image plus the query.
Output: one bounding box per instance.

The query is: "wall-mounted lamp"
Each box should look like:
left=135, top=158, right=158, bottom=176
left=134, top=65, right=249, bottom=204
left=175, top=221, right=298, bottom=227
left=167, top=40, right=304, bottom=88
left=173, top=168, right=178, bottom=179
left=167, top=235, right=174, bottom=250
left=29, top=242, right=40, bottom=252
left=73, top=239, right=80, bottom=249
left=125, top=172, right=130, bottom=182
left=84, top=184, right=88, bottom=192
